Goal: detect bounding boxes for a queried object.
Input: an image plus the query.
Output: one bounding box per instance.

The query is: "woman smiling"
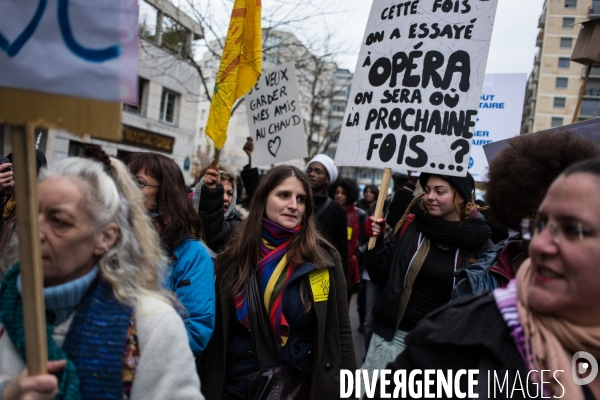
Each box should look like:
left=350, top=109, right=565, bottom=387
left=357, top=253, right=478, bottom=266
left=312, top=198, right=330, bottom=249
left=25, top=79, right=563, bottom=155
left=373, top=158, right=600, bottom=400
left=361, top=172, right=492, bottom=385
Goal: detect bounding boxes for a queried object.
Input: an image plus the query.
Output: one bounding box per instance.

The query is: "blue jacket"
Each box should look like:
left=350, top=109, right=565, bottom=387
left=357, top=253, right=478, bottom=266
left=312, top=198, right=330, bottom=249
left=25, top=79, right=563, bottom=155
left=164, top=238, right=216, bottom=356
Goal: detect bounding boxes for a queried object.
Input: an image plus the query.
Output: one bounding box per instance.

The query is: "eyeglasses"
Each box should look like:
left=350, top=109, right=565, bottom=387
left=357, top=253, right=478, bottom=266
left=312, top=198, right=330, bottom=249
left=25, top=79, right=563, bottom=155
left=135, top=179, right=159, bottom=189
left=520, top=218, right=599, bottom=243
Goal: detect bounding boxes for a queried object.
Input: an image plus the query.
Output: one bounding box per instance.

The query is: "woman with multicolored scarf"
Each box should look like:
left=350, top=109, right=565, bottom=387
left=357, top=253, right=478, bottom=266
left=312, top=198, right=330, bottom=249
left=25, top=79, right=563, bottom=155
left=127, top=152, right=215, bottom=357
left=199, top=165, right=356, bottom=400
left=370, top=158, right=600, bottom=400
left=0, top=156, right=203, bottom=399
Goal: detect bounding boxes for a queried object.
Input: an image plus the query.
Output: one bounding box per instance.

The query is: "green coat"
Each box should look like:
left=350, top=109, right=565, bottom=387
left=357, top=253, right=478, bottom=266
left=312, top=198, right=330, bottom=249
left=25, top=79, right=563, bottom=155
left=199, top=242, right=356, bottom=400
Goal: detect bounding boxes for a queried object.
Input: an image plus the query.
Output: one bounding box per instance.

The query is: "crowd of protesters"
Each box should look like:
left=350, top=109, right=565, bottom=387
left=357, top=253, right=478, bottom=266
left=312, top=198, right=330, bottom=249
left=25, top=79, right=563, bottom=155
left=0, top=129, right=599, bottom=400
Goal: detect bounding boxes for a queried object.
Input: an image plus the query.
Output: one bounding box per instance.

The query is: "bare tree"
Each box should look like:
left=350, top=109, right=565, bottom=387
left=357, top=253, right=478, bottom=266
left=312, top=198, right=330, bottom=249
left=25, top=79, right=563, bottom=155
left=139, top=0, right=352, bottom=164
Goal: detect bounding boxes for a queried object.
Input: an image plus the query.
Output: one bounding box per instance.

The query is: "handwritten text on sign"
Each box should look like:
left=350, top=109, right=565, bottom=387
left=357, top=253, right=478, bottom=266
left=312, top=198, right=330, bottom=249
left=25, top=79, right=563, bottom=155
left=246, top=62, right=308, bottom=167
left=0, top=0, right=138, bottom=103
left=335, top=0, right=499, bottom=177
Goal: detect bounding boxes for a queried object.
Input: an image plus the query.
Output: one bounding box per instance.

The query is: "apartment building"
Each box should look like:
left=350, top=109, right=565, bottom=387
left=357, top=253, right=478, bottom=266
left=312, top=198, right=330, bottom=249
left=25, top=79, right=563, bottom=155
left=522, top=0, right=600, bottom=134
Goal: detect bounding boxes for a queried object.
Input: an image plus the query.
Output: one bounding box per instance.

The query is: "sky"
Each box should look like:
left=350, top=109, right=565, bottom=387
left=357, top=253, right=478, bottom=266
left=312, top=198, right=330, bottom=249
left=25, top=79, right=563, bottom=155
left=189, top=0, right=546, bottom=76
left=328, top=0, right=546, bottom=74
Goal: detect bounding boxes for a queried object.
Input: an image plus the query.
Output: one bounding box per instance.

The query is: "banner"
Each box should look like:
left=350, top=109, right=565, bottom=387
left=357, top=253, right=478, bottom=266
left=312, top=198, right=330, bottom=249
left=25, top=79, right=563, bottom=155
left=469, top=73, right=527, bottom=181
left=205, top=0, right=262, bottom=149
left=0, top=0, right=138, bottom=103
left=335, top=0, right=499, bottom=177
left=246, top=62, right=308, bottom=167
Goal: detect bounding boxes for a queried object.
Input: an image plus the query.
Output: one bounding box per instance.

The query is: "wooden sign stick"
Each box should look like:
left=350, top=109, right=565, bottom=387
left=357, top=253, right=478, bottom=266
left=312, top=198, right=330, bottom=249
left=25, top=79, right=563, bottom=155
left=573, top=64, right=592, bottom=124
left=11, top=124, right=48, bottom=375
left=368, top=168, right=393, bottom=250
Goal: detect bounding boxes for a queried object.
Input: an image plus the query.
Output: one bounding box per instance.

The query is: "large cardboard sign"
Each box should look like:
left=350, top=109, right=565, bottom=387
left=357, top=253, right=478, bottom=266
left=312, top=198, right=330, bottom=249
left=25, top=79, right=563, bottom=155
left=335, top=0, right=498, bottom=177
left=0, top=0, right=138, bottom=103
left=469, top=73, right=527, bottom=181
left=246, top=62, right=308, bottom=167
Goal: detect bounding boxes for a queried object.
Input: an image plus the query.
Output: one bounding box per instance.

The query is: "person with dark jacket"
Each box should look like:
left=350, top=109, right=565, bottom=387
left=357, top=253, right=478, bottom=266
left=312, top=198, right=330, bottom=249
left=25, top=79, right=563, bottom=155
left=193, top=162, right=243, bottom=255
left=385, top=171, right=418, bottom=229
left=329, top=177, right=367, bottom=299
left=356, top=185, right=378, bottom=213
left=199, top=165, right=355, bottom=400
left=362, top=172, right=492, bottom=389
left=372, top=160, right=600, bottom=400
left=452, top=130, right=600, bottom=300
left=305, top=154, right=349, bottom=282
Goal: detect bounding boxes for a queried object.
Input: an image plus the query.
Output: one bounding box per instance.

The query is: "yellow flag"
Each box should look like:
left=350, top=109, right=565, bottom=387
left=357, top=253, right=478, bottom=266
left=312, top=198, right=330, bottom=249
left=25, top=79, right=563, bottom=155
left=205, top=0, right=262, bottom=149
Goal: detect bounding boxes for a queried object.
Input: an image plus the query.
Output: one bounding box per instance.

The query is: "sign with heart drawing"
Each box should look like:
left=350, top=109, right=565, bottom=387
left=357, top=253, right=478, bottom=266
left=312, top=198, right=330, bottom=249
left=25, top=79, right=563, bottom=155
left=0, top=0, right=138, bottom=103
left=245, top=62, right=308, bottom=167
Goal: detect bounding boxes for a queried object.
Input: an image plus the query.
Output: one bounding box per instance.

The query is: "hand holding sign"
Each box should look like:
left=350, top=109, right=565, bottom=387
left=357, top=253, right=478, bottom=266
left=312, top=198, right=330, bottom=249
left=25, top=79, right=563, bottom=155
left=204, top=160, right=221, bottom=190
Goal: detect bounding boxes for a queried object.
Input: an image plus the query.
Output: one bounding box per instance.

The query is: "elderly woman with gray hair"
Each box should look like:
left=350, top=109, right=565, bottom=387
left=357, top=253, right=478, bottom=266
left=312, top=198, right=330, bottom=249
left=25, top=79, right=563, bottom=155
left=0, top=156, right=204, bottom=399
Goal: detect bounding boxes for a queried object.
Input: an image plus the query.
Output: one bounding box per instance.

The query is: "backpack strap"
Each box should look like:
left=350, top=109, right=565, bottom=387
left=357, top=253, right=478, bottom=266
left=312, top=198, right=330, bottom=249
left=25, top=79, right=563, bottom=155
left=399, top=213, right=415, bottom=239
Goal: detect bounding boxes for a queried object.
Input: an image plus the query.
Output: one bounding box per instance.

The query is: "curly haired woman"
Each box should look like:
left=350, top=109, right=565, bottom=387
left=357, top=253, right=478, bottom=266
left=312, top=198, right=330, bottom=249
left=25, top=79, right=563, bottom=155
left=453, top=130, right=600, bottom=299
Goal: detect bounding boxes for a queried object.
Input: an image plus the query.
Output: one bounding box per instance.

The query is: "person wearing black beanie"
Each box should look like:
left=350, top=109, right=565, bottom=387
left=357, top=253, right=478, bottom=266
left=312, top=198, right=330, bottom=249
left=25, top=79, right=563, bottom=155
left=359, top=172, right=493, bottom=392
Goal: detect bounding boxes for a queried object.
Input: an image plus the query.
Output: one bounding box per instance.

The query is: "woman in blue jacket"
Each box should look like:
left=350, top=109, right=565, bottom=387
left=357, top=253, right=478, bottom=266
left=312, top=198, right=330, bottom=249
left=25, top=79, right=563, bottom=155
left=128, top=152, right=215, bottom=356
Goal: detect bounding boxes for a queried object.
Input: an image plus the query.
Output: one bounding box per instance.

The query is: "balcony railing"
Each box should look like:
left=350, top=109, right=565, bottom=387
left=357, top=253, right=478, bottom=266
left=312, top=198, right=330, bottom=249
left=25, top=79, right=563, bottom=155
left=536, top=31, right=544, bottom=47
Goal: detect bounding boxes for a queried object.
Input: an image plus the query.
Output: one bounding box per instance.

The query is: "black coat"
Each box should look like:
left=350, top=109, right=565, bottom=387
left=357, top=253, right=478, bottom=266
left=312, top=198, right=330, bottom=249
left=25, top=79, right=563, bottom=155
left=313, top=195, right=349, bottom=281
left=365, top=217, right=492, bottom=342
left=385, top=183, right=416, bottom=229
left=199, top=242, right=356, bottom=400
left=372, top=293, right=595, bottom=400
left=199, top=185, right=243, bottom=253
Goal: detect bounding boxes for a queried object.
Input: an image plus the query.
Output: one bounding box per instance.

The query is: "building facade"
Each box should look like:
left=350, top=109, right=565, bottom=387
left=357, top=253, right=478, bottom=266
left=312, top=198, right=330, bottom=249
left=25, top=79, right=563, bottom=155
left=0, top=0, right=203, bottom=185
left=522, top=0, right=600, bottom=134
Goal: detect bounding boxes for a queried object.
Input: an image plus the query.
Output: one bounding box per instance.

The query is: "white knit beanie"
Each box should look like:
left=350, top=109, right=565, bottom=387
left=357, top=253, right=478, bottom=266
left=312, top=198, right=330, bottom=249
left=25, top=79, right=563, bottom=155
left=305, top=154, right=338, bottom=184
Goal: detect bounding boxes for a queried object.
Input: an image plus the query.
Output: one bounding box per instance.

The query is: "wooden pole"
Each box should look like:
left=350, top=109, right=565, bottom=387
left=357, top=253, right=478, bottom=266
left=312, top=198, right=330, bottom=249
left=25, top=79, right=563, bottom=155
left=368, top=168, right=393, bottom=250
left=573, top=64, right=592, bottom=124
left=10, top=124, right=47, bottom=375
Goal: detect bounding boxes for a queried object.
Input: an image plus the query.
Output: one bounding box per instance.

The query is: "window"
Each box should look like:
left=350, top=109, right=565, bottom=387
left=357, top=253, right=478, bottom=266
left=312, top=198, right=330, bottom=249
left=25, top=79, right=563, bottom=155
left=563, top=17, right=575, bottom=28
left=263, top=35, right=282, bottom=52
left=565, top=0, right=577, bottom=8
left=263, top=54, right=280, bottom=64
left=560, top=37, right=573, bottom=48
left=68, top=140, right=87, bottom=157
left=160, top=88, right=178, bottom=124
left=556, top=77, right=568, bottom=88
left=554, top=97, right=566, bottom=108
left=123, top=77, right=149, bottom=115
left=551, top=117, right=564, bottom=127
left=558, top=57, right=571, bottom=68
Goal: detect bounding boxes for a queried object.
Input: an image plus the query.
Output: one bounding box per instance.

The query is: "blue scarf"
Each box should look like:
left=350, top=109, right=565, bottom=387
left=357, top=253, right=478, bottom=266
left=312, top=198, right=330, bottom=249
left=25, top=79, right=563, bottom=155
left=0, top=264, right=133, bottom=400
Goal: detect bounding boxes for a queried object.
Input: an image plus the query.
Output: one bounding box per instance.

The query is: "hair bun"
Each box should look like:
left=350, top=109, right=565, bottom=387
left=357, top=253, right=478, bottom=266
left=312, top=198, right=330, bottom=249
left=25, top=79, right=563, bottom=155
left=81, top=144, right=111, bottom=171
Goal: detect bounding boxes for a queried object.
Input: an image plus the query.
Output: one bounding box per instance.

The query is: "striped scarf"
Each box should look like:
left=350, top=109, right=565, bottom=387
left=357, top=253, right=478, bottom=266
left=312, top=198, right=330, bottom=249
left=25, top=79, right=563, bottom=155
left=235, top=218, right=300, bottom=348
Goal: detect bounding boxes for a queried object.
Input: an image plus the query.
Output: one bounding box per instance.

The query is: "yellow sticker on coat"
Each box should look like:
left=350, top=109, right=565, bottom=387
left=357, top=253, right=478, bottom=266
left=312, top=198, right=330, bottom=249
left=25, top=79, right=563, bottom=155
left=347, top=227, right=353, bottom=240
left=309, top=269, right=330, bottom=302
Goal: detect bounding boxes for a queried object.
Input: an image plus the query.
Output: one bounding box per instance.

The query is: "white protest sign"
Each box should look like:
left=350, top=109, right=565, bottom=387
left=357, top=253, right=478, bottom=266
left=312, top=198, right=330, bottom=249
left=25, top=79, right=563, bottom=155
left=468, top=73, right=527, bottom=181
left=246, top=62, right=308, bottom=167
left=0, top=0, right=138, bottom=103
left=335, top=0, right=498, bottom=177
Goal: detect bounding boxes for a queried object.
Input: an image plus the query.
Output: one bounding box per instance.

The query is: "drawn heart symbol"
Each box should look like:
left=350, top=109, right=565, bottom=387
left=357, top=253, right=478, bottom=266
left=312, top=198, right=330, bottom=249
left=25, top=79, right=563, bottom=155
left=268, top=137, right=281, bottom=157
left=0, top=0, right=48, bottom=57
